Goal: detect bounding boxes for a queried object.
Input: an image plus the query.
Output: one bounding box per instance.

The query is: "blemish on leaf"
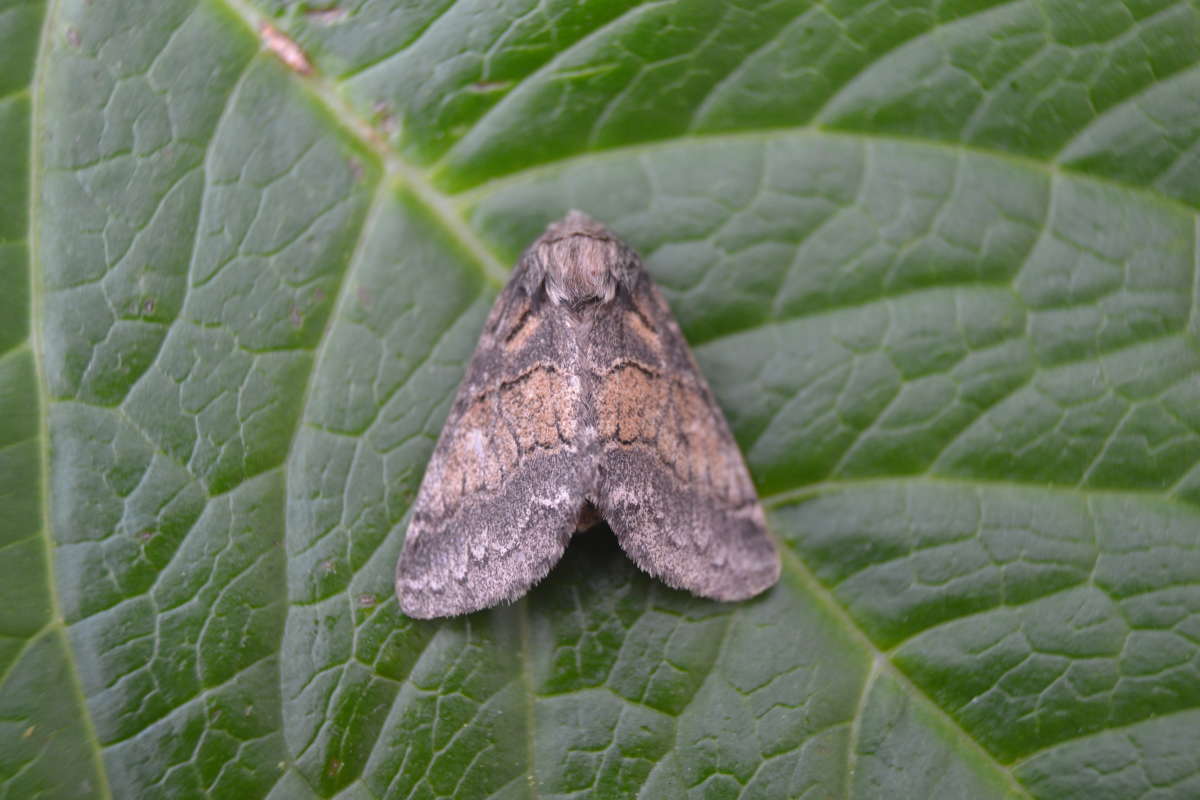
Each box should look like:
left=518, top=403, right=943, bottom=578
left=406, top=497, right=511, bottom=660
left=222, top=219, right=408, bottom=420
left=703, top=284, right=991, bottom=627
left=357, top=593, right=376, bottom=609
left=319, top=559, right=337, bottom=574
left=65, top=27, right=80, bottom=47
left=141, top=297, right=156, bottom=315
left=136, top=529, right=155, bottom=543
left=356, top=286, right=372, bottom=308
left=313, top=287, right=327, bottom=303
left=22, top=726, right=35, bottom=739
left=289, top=306, right=303, bottom=328
left=260, top=22, right=312, bottom=76
left=326, top=759, right=343, bottom=777
left=347, top=156, right=364, bottom=182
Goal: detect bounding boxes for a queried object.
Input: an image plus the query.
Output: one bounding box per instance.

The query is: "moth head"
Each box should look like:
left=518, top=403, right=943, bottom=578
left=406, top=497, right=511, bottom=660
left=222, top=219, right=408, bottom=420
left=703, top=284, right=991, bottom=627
left=525, top=210, right=638, bottom=308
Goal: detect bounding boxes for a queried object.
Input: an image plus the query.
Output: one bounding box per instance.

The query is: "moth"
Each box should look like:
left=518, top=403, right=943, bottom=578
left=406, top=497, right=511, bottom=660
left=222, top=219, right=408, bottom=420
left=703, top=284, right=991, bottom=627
left=396, top=212, right=779, bottom=617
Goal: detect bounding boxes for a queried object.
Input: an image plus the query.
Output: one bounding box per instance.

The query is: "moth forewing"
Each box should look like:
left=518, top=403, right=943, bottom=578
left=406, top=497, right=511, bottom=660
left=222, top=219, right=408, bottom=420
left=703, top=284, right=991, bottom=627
left=396, top=211, right=779, bottom=618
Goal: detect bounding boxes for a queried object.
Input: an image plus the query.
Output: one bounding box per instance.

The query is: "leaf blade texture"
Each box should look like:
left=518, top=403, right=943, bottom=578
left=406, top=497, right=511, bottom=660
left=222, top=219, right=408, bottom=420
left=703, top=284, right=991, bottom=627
left=5, top=0, right=1200, bottom=797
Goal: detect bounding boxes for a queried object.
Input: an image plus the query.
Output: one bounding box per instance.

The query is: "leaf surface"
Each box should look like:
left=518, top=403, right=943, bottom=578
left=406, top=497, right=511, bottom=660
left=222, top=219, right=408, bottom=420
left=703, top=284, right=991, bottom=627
left=5, top=0, right=1200, bottom=797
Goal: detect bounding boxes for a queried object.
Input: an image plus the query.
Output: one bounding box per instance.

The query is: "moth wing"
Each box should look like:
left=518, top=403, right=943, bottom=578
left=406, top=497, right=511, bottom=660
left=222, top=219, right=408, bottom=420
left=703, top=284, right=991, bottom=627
left=592, top=277, right=779, bottom=601
left=396, top=275, right=588, bottom=618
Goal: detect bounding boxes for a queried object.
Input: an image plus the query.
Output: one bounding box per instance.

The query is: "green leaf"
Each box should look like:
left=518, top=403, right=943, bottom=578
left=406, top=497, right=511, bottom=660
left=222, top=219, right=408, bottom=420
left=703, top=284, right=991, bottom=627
left=5, top=0, right=1200, bottom=797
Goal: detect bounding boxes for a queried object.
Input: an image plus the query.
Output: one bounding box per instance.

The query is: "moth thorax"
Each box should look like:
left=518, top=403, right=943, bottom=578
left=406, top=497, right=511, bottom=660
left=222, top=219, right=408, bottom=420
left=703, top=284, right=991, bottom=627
left=542, top=235, right=622, bottom=307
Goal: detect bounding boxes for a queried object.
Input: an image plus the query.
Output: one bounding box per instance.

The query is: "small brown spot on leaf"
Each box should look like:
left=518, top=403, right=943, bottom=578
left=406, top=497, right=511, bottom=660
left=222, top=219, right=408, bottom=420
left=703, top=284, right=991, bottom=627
left=289, top=306, right=303, bottom=328
left=313, top=287, right=327, bottom=303
left=357, top=593, right=376, bottom=608
left=326, top=759, right=343, bottom=777
left=320, top=559, right=337, bottom=574
left=65, top=27, right=80, bottom=47
left=136, top=529, right=155, bottom=543
left=260, top=22, right=312, bottom=75
left=141, top=298, right=156, bottom=315
left=22, top=726, right=35, bottom=739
